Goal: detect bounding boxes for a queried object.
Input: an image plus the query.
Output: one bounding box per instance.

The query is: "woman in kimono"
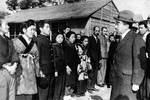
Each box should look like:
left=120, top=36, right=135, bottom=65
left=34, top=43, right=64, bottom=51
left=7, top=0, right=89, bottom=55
left=13, top=20, right=40, bottom=100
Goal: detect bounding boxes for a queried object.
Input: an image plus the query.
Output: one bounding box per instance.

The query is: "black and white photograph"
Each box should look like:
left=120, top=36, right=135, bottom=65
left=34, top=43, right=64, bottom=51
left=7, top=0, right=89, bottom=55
left=0, top=0, right=150, bottom=100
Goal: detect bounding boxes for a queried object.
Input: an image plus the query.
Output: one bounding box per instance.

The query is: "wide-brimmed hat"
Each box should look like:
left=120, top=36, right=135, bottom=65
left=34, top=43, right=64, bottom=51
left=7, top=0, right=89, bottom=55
left=114, top=10, right=135, bottom=23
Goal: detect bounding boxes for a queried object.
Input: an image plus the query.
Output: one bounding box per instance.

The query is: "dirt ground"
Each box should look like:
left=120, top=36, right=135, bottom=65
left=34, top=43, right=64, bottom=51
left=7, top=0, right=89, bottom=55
left=64, top=85, right=112, bottom=100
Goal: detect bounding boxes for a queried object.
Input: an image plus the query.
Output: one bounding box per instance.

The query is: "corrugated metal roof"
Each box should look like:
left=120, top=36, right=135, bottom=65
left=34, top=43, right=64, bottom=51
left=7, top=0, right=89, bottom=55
left=5, top=0, right=112, bottom=23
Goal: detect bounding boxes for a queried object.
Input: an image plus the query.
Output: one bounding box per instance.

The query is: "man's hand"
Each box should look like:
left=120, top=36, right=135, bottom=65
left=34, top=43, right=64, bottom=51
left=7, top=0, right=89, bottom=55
left=132, top=84, right=139, bottom=92
left=3, top=62, right=18, bottom=75
left=66, top=65, right=71, bottom=75
left=55, top=72, right=58, bottom=77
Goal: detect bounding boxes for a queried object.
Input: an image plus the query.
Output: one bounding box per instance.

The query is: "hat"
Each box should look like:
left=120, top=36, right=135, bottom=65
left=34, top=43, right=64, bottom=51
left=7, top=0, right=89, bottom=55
left=114, top=10, right=135, bottom=23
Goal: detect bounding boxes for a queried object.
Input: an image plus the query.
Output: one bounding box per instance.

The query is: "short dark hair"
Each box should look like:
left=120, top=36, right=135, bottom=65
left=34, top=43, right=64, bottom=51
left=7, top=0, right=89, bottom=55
left=139, top=20, right=148, bottom=28
left=81, top=35, right=89, bottom=42
left=93, top=26, right=100, bottom=31
left=64, top=26, right=71, bottom=30
left=25, top=19, right=36, bottom=28
left=20, top=23, right=26, bottom=34
left=21, top=23, right=26, bottom=29
left=38, top=20, right=49, bottom=28
left=101, top=27, right=107, bottom=31
left=66, top=31, right=76, bottom=39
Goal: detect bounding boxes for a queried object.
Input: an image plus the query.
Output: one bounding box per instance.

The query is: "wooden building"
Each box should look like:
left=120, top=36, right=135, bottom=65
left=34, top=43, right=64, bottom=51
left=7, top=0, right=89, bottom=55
left=6, top=0, right=119, bottom=38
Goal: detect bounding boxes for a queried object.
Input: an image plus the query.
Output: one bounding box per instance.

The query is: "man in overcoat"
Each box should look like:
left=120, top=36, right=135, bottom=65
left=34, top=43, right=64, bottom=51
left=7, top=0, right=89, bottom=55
left=110, top=10, right=145, bottom=100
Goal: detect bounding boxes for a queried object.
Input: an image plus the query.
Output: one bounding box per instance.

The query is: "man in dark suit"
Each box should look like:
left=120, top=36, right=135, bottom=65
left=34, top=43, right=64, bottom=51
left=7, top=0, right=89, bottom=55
left=110, top=10, right=146, bottom=100
left=88, top=26, right=101, bottom=92
left=36, top=21, right=55, bottom=100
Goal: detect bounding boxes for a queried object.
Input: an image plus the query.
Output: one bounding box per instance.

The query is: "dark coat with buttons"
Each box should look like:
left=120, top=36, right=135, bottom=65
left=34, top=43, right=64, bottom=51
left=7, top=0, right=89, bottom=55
left=110, top=31, right=146, bottom=100
left=0, top=35, right=19, bottom=67
left=88, top=35, right=101, bottom=69
left=63, top=40, right=80, bottom=87
left=36, top=34, right=55, bottom=76
left=53, top=43, right=66, bottom=75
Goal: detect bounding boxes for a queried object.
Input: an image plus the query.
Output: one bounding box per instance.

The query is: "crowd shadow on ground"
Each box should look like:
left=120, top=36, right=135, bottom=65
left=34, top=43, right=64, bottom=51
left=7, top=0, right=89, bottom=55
left=113, top=95, right=129, bottom=100
left=90, top=95, right=103, bottom=100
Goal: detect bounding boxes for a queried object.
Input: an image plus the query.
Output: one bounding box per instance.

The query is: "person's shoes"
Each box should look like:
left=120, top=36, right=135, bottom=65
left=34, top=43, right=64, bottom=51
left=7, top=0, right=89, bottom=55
left=97, top=83, right=105, bottom=87
left=87, top=89, right=93, bottom=94
left=71, top=93, right=76, bottom=97
left=76, top=93, right=85, bottom=97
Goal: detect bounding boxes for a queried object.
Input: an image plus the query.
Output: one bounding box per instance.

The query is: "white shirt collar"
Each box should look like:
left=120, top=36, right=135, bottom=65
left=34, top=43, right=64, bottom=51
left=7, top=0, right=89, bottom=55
left=121, top=29, right=130, bottom=39
left=143, top=31, right=150, bottom=42
left=22, top=34, right=31, bottom=44
left=93, top=34, right=97, bottom=39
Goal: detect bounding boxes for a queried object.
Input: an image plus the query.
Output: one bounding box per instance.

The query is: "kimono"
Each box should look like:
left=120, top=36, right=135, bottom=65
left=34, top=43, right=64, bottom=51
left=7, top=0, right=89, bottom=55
left=13, top=35, right=39, bottom=95
left=76, top=44, right=91, bottom=81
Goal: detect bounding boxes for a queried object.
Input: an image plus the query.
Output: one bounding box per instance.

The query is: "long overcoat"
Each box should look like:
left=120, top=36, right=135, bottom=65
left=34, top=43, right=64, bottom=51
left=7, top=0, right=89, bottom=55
left=110, top=31, right=146, bottom=100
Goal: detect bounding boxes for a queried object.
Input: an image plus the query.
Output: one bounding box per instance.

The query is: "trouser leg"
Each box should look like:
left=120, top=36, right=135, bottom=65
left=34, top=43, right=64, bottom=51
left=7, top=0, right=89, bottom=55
left=53, top=75, right=66, bottom=100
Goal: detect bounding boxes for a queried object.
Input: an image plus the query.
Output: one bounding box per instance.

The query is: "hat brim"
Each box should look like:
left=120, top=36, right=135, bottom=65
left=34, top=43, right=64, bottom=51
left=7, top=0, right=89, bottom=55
left=114, top=16, right=134, bottom=23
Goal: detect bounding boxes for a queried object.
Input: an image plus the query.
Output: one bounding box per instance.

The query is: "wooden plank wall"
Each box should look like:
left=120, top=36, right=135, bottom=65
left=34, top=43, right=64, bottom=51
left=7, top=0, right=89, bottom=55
left=90, top=1, right=118, bottom=35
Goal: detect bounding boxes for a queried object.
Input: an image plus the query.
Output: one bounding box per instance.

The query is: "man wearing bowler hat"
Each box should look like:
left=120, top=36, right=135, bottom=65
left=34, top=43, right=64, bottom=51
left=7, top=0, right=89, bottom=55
left=110, top=10, right=145, bottom=100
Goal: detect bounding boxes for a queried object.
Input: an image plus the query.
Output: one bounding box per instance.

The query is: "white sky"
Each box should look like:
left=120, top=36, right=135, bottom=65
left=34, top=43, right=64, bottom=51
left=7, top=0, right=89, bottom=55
left=114, top=0, right=150, bottom=19
left=0, top=0, right=150, bottom=19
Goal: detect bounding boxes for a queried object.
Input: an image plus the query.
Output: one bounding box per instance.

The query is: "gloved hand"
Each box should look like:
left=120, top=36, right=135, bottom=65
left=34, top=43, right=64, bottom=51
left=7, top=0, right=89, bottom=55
left=55, top=72, right=58, bottom=77
left=132, top=84, right=139, bottom=92
left=66, top=65, right=71, bottom=75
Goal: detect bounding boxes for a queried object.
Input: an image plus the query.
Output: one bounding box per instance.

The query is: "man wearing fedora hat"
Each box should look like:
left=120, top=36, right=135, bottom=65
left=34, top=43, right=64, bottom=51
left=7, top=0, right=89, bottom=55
left=110, top=10, right=145, bottom=100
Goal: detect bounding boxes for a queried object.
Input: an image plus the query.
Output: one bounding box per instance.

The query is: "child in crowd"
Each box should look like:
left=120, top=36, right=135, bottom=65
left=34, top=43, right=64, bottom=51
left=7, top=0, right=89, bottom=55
left=76, top=36, right=92, bottom=96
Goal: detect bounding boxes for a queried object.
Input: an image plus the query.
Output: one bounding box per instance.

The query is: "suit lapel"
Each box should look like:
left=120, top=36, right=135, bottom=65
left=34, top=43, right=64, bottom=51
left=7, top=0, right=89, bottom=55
left=91, top=36, right=97, bottom=44
left=116, top=31, right=133, bottom=50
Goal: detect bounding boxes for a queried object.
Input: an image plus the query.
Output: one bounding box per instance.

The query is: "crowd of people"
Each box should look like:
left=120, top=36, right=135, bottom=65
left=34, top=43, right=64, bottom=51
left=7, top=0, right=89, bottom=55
left=1, top=9, right=150, bottom=100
